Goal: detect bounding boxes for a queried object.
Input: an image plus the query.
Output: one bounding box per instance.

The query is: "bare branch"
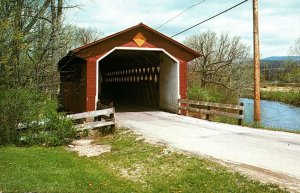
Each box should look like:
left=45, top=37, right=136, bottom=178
left=23, top=0, right=51, bottom=33
left=185, top=30, right=250, bottom=89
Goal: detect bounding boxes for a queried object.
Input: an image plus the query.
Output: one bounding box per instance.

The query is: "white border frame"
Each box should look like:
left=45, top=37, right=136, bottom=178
left=94, top=47, right=180, bottom=110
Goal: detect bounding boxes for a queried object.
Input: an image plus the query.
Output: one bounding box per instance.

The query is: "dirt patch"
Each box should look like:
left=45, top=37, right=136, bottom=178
left=119, top=164, right=146, bottom=184
left=67, top=139, right=111, bottom=157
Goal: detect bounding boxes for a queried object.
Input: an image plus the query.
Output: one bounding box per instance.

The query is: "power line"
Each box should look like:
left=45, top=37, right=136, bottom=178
left=156, top=0, right=205, bottom=30
left=147, top=0, right=162, bottom=12
left=171, top=0, right=249, bottom=38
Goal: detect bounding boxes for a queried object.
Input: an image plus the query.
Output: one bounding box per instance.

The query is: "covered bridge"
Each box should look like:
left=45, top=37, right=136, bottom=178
left=58, top=23, right=200, bottom=113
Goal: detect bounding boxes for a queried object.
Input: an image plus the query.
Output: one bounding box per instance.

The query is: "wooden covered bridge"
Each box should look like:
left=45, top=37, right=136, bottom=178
left=58, top=23, right=200, bottom=113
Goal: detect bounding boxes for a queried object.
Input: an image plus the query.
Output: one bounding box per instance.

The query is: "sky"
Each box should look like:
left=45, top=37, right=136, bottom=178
left=67, top=0, right=300, bottom=58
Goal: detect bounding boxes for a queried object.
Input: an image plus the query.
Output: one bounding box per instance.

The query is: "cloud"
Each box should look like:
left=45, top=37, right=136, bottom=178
left=68, top=0, right=300, bottom=57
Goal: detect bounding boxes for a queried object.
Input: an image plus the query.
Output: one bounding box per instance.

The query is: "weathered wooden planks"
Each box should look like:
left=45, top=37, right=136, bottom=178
left=67, top=108, right=114, bottom=120
left=67, top=108, right=115, bottom=132
left=178, top=106, right=244, bottom=119
left=178, top=99, right=244, bottom=125
left=74, top=121, right=115, bottom=131
left=179, top=99, right=243, bottom=110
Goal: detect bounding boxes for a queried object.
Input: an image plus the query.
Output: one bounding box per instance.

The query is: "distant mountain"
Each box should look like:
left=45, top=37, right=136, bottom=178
left=260, top=56, right=300, bottom=69
left=259, top=56, right=300, bottom=81
left=262, top=56, right=300, bottom=61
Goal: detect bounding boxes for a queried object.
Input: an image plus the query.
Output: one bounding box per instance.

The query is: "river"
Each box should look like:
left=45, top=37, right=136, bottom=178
left=240, top=98, right=300, bottom=131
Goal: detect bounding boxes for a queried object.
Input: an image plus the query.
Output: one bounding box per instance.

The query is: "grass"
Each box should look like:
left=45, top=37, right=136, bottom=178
left=243, top=122, right=300, bottom=134
left=211, top=116, right=300, bottom=134
left=211, top=115, right=240, bottom=125
left=241, top=88, right=300, bottom=107
left=188, top=85, right=238, bottom=104
left=0, top=128, right=288, bottom=193
left=260, top=90, right=300, bottom=106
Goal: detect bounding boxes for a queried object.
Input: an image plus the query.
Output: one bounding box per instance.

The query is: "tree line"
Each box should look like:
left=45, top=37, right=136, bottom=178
left=0, top=0, right=102, bottom=145
left=185, top=32, right=300, bottom=103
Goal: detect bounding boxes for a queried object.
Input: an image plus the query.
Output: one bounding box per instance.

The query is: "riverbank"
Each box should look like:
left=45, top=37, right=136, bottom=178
left=242, top=88, right=300, bottom=107
left=260, top=90, right=300, bottom=106
left=211, top=115, right=300, bottom=134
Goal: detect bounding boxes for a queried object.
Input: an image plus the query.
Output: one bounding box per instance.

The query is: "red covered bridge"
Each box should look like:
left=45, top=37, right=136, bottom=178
left=58, top=23, right=200, bottom=113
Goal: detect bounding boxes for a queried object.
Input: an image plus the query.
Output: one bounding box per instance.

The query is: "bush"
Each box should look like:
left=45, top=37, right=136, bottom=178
left=0, top=88, right=38, bottom=145
left=0, top=88, right=76, bottom=146
left=188, top=85, right=238, bottom=104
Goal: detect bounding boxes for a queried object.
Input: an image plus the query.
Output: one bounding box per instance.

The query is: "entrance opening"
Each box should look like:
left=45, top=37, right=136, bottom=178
left=98, top=49, right=179, bottom=112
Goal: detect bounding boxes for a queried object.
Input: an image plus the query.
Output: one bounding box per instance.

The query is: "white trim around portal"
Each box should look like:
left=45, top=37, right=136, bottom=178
left=95, top=47, right=180, bottom=110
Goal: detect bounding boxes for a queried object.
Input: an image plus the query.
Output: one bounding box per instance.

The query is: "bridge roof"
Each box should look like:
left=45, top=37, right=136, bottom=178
left=70, top=23, right=200, bottom=62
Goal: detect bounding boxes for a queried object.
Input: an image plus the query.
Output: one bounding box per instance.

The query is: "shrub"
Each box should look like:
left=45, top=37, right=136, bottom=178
left=0, top=87, right=75, bottom=146
left=188, top=85, right=238, bottom=104
left=0, top=88, right=39, bottom=145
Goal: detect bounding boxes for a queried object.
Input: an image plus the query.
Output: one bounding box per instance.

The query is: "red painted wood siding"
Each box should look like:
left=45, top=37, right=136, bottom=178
left=179, top=60, right=187, bottom=100
left=86, top=57, right=98, bottom=111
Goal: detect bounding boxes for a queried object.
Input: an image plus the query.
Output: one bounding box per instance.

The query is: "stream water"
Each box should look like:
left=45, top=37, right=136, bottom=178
left=240, top=98, right=300, bottom=131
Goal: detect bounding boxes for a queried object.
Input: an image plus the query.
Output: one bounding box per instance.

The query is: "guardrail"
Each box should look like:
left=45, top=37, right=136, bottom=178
left=178, top=99, right=244, bottom=125
left=67, top=104, right=115, bottom=132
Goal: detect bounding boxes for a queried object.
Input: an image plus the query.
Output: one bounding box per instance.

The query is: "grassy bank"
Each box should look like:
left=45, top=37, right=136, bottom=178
left=241, top=89, right=300, bottom=107
left=260, top=90, right=300, bottom=106
left=0, top=128, right=287, bottom=193
left=211, top=116, right=300, bottom=134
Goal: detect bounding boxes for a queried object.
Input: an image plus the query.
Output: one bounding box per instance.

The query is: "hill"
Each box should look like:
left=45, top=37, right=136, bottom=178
left=262, top=56, right=300, bottom=61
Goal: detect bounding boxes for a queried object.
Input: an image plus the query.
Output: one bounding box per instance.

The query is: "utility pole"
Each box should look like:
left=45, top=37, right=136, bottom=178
left=253, top=0, right=261, bottom=122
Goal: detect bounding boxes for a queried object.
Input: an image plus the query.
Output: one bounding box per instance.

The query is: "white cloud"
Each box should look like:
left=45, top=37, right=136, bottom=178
left=68, top=0, right=300, bottom=57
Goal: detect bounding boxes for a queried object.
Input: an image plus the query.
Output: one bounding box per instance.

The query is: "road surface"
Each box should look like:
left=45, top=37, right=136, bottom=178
left=116, top=111, right=300, bottom=190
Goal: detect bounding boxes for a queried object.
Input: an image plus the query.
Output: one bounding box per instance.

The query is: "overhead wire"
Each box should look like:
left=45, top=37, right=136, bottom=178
left=156, top=0, right=205, bottom=30
left=147, top=0, right=162, bottom=13
left=171, top=0, right=249, bottom=38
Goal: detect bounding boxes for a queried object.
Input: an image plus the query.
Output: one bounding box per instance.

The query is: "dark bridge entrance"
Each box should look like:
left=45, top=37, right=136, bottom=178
left=98, top=48, right=180, bottom=112
left=99, top=49, right=161, bottom=108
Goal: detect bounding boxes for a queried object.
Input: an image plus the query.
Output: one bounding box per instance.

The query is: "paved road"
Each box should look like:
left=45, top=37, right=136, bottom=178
left=115, top=111, right=300, bottom=180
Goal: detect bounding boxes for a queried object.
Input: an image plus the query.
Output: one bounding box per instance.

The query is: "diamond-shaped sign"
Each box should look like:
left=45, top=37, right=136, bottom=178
left=133, top=32, right=147, bottom=47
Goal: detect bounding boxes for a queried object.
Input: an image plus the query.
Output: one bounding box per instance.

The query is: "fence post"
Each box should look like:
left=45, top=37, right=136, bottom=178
left=238, top=102, right=244, bottom=126
left=109, top=102, right=115, bottom=133
left=177, top=99, right=180, bottom=115
left=206, top=106, right=210, bottom=120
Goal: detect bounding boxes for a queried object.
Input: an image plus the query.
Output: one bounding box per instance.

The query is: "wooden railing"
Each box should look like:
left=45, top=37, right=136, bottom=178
left=178, top=99, right=244, bottom=125
left=67, top=105, right=115, bottom=132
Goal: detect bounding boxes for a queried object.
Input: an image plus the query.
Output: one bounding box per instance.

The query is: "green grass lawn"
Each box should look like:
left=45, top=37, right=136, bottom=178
left=0, top=128, right=288, bottom=193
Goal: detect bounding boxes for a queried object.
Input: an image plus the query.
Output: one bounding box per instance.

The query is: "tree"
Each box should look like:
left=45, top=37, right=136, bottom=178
left=60, top=25, right=104, bottom=50
left=0, top=0, right=76, bottom=93
left=283, top=38, right=300, bottom=84
left=289, top=37, right=300, bottom=56
left=185, top=31, right=250, bottom=91
left=72, top=26, right=104, bottom=48
left=0, top=0, right=80, bottom=145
